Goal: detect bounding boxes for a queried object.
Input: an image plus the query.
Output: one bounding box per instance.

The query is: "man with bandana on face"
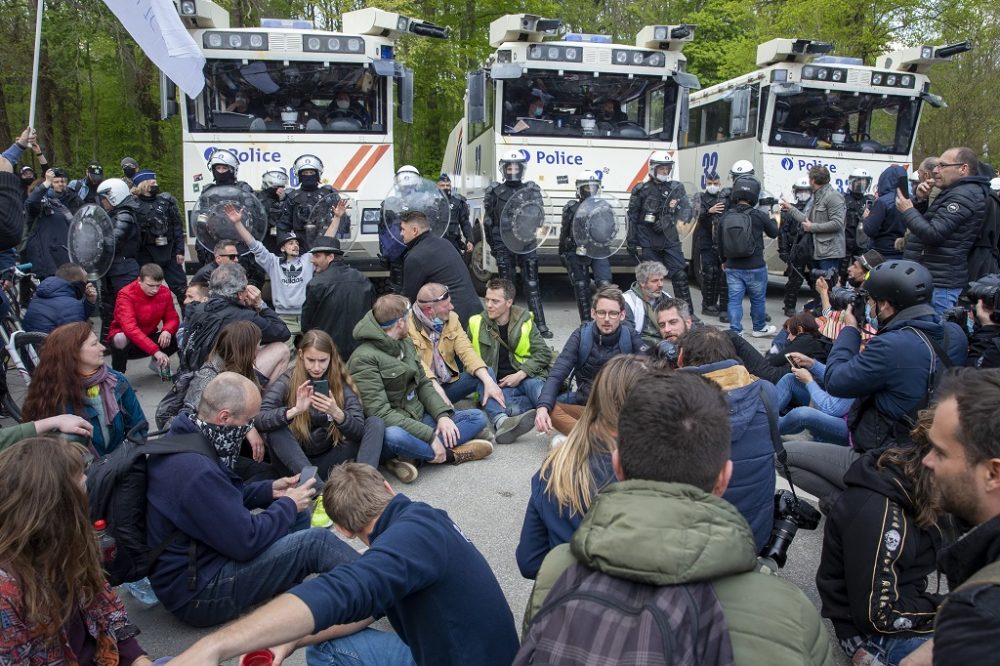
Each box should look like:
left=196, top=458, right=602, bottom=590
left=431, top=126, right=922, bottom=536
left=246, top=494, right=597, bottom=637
left=120, top=156, right=140, bottom=186
left=144, top=372, right=360, bottom=628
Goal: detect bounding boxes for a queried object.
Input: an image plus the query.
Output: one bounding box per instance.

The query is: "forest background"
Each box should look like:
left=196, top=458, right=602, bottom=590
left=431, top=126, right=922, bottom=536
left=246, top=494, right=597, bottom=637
left=0, top=0, right=996, bottom=193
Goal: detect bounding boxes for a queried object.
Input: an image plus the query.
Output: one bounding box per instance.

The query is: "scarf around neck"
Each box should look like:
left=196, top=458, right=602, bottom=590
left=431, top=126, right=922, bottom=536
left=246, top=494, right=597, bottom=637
left=413, top=308, right=452, bottom=384
left=80, top=366, right=120, bottom=425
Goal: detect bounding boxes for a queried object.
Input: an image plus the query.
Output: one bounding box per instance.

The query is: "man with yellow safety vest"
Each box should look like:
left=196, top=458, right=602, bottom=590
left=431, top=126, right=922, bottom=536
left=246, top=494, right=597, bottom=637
left=468, top=278, right=554, bottom=420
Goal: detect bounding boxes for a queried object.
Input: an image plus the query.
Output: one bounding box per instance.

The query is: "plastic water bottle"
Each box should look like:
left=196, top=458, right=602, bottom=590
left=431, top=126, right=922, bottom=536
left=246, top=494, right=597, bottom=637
left=123, top=577, right=160, bottom=608
left=94, top=520, right=116, bottom=564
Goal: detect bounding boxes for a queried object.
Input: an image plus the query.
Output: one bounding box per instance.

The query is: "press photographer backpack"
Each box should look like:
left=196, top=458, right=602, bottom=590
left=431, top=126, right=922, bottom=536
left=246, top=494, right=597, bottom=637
left=719, top=207, right=756, bottom=259
left=86, top=432, right=218, bottom=586
left=516, top=561, right=734, bottom=666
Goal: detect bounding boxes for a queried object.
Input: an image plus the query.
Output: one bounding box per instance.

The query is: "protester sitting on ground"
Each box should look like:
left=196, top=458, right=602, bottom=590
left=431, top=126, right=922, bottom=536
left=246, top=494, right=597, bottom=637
left=467, top=278, right=553, bottom=418
left=516, top=355, right=649, bottom=579
left=169, top=462, right=519, bottom=666
left=21, top=262, right=97, bottom=334
left=258, top=330, right=385, bottom=479
left=519, top=371, right=834, bottom=665
left=409, top=282, right=534, bottom=445
left=192, top=239, right=239, bottom=285
left=814, top=251, right=884, bottom=343
left=145, top=372, right=360, bottom=628
left=817, top=410, right=945, bottom=666
left=22, top=322, right=147, bottom=457
left=348, top=294, right=493, bottom=477
left=652, top=296, right=695, bottom=366
left=624, top=260, right=672, bottom=345
left=179, top=263, right=290, bottom=382
left=765, top=312, right=829, bottom=373
left=776, top=351, right=853, bottom=445
left=535, top=287, right=648, bottom=436
left=107, top=263, right=179, bottom=373
left=675, top=325, right=777, bottom=550
left=0, top=437, right=154, bottom=666
left=0, top=413, right=93, bottom=451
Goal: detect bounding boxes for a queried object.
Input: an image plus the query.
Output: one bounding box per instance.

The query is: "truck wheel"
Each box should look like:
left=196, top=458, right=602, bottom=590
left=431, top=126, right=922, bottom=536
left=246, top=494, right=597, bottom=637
left=467, top=241, right=493, bottom=296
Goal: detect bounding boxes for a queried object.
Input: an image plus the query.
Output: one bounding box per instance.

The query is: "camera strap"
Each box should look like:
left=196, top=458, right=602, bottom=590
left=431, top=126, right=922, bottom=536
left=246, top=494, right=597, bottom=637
left=758, top=383, right=805, bottom=503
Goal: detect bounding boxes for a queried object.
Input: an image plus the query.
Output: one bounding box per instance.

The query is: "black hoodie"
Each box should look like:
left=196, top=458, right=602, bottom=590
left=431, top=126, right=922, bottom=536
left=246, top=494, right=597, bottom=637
left=816, top=452, right=945, bottom=646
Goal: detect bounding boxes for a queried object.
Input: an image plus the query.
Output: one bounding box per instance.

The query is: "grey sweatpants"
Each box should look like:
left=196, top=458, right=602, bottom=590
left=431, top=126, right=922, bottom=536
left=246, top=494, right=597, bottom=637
left=777, top=440, right=861, bottom=501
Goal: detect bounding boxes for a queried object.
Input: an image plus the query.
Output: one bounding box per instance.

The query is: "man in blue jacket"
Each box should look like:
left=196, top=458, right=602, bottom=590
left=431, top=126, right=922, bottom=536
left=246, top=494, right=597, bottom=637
left=781, top=260, right=967, bottom=503
left=862, top=165, right=908, bottom=259
left=22, top=263, right=97, bottom=333
left=145, top=372, right=359, bottom=627
left=169, top=462, right=520, bottom=666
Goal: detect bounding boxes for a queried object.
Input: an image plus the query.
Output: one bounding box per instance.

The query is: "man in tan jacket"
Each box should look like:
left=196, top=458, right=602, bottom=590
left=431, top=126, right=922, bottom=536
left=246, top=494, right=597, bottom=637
left=408, top=282, right=536, bottom=444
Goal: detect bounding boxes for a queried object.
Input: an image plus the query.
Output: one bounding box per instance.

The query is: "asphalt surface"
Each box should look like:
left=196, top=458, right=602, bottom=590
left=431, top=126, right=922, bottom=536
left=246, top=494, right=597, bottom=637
left=103, top=277, right=848, bottom=664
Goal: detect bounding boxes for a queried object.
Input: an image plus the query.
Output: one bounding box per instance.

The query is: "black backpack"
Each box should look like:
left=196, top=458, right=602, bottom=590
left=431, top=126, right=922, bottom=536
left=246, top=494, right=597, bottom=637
left=154, top=370, right=196, bottom=429
left=719, top=208, right=756, bottom=259
left=86, top=432, right=218, bottom=586
left=515, top=561, right=735, bottom=666
left=178, top=314, right=225, bottom=373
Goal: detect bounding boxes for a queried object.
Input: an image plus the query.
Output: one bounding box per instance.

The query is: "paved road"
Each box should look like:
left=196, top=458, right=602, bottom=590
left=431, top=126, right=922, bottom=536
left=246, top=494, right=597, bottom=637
left=107, top=278, right=847, bottom=664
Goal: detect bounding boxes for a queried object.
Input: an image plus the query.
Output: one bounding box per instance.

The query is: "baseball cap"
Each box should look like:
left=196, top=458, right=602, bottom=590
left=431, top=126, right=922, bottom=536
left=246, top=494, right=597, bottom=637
left=87, top=162, right=104, bottom=176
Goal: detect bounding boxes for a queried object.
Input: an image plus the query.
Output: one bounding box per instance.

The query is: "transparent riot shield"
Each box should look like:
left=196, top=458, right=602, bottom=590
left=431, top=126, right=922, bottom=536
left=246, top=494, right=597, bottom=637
left=304, top=192, right=358, bottom=251
left=68, top=205, right=115, bottom=281
left=384, top=178, right=450, bottom=245
left=500, top=184, right=551, bottom=254
left=672, top=180, right=700, bottom=244
left=572, top=193, right=626, bottom=260
left=192, top=185, right=268, bottom=254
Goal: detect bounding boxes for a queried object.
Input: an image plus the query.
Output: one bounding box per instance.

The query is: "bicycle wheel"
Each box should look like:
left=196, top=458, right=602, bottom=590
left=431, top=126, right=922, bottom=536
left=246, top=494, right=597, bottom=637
left=2, top=331, right=47, bottom=423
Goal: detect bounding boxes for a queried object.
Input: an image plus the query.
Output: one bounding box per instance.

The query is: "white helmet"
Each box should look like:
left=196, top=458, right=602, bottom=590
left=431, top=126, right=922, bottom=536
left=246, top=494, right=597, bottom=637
left=395, top=164, right=421, bottom=188
left=280, top=107, right=298, bottom=125
left=990, top=176, right=1000, bottom=193
left=908, top=171, right=921, bottom=184
left=498, top=150, right=527, bottom=182
left=207, top=149, right=240, bottom=176
left=730, top=160, right=755, bottom=180
left=792, top=177, right=811, bottom=192
left=848, top=167, right=872, bottom=193
left=96, top=178, right=132, bottom=208
left=648, top=151, right=675, bottom=180
left=261, top=170, right=288, bottom=189
left=575, top=170, right=601, bottom=197
left=292, top=154, right=324, bottom=178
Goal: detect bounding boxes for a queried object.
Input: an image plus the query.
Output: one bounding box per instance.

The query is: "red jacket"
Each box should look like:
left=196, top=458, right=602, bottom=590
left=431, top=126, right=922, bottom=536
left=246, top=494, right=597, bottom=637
left=108, top=280, right=180, bottom=355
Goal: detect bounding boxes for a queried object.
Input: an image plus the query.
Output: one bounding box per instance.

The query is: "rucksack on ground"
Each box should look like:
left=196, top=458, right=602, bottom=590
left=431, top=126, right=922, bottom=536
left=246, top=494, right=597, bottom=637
left=178, top=315, right=225, bottom=373
left=719, top=208, right=756, bottom=259
left=154, top=370, right=195, bottom=430
left=85, top=431, right=217, bottom=586
left=515, top=561, right=735, bottom=666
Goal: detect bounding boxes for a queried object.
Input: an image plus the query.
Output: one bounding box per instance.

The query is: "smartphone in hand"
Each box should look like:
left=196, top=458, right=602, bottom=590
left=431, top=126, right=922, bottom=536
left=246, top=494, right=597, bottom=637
left=297, top=465, right=319, bottom=488
left=785, top=353, right=799, bottom=368
left=896, top=175, right=910, bottom=198
left=312, top=379, right=330, bottom=396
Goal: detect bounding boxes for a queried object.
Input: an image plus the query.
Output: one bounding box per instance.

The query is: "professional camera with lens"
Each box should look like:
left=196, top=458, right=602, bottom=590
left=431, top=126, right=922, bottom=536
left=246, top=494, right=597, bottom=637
left=942, top=305, right=970, bottom=332
left=828, top=285, right=867, bottom=312
left=967, top=274, right=1000, bottom=310
left=654, top=339, right=679, bottom=367
left=759, top=489, right=821, bottom=568
left=810, top=267, right=838, bottom=284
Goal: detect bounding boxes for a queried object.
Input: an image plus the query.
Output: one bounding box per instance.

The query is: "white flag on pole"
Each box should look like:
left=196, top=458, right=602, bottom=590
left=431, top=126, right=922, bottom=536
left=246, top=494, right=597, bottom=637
left=101, top=0, right=206, bottom=98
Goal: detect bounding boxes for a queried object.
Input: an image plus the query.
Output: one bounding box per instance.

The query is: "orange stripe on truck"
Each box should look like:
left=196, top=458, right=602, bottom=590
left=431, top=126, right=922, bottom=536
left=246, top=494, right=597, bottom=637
left=346, top=144, right=390, bottom=191
left=333, top=146, right=372, bottom=190
left=626, top=150, right=674, bottom=193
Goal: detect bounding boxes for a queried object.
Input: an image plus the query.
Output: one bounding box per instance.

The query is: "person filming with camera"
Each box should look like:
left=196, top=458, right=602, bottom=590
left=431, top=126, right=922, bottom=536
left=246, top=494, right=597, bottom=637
left=964, top=274, right=1000, bottom=368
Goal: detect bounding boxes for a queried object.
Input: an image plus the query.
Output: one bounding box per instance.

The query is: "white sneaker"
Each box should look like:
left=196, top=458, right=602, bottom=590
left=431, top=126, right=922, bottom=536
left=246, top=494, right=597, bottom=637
left=751, top=325, right=778, bottom=338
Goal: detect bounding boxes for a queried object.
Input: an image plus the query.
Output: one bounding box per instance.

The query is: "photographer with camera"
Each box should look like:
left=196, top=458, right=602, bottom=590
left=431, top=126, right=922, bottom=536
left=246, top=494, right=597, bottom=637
left=814, top=250, right=884, bottom=344
left=781, top=260, right=967, bottom=503
left=961, top=274, right=1000, bottom=368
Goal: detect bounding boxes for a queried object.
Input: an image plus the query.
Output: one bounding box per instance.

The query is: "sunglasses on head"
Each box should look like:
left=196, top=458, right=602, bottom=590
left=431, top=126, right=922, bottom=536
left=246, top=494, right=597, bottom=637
left=417, top=289, right=450, bottom=304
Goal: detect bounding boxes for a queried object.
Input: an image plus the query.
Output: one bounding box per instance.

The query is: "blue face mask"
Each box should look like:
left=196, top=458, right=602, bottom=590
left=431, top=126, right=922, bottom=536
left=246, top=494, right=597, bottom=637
left=431, top=317, right=445, bottom=331
left=533, top=107, right=544, bottom=118
left=865, top=303, right=879, bottom=330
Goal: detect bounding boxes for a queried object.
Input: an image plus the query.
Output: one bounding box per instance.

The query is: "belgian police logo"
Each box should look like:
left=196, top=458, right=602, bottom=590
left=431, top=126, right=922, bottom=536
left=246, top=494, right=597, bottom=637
left=517, top=149, right=531, bottom=162
left=781, top=158, right=794, bottom=171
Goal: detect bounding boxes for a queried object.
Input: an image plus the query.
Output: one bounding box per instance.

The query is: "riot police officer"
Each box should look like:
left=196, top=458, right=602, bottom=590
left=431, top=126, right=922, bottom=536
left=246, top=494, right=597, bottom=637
left=196, top=148, right=265, bottom=289
left=95, top=178, right=141, bottom=341
left=378, top=165, right=420, bottom=294
left=841, top=167, right=872, bottom=282
left=257, top=170, right=289, bottom=254
left=626, top=151, right=695, bottom=316
left=560, top=170, right=613, bottom=322
left=438, top=173, right=472, bottom=255
left=280, top=154, right=350, bottom=251
left=131, top=170, right=186, bottom=302
left=483, top=151, right=552, bottom=338
left=695, top=172, right=728, bottom=319
left=779, top=178, right=814, bottom=315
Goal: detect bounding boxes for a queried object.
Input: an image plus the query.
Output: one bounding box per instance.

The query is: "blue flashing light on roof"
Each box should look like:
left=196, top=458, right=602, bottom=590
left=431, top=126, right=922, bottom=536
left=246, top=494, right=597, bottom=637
left=261, top=18, right=314, bottom=29
left=564, top=33, right=612, bottom=43
left=812, top=55, right=864, bottom=66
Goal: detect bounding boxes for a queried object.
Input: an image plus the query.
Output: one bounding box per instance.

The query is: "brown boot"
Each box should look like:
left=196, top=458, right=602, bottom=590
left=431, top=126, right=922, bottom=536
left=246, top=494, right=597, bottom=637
left=451, top=439, right=494, bottom=465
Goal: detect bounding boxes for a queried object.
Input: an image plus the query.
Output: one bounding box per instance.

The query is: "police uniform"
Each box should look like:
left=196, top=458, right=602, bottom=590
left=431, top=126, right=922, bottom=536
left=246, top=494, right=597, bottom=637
left=99, top=200, right=141, bottom=342
left=196, top=180, right=267, bottom=289
left=279, top=184, right=351, bottom=252
left=135, top=191, right=187, bottom=301
left=841, top=190, right=866, bottom=281
left=779, top=197, right=812, bottom=314
left=256, top=188, right=287, bottom=254
left=695, top=188, right=729, bottom=316
left=377, top=203, right=406, bottom=293
left=626, top=178, right=695, bottom=313
left=443, top=190, right=473, bottom=254
left=559, top=198, right=612, bottom=322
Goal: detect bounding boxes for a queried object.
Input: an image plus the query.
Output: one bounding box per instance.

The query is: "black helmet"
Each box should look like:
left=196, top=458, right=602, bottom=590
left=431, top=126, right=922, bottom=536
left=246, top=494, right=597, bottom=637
left=730, top=175, right=761, bottom=205
left=862, top=260, right=932, bottom=309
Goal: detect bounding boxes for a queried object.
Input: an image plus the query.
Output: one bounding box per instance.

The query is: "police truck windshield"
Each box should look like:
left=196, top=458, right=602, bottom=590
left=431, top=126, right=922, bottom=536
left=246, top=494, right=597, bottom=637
left=500, top=73, right=680, bottom=141
left=186, top=60, right=387, bottom=134
left=768, top=89, right=920, bottom=154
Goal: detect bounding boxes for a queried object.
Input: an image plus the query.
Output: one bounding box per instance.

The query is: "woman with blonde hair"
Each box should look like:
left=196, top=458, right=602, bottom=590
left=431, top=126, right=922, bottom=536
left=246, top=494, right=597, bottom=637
left=0, top=437, right=153, bottom=665
left=516, top=354, right=650, bottom=578
left=258, top=329, right=385, bottom=480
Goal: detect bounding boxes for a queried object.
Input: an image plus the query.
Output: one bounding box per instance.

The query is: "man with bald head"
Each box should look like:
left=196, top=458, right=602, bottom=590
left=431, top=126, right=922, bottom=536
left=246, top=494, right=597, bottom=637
left=145, top=372, right=359, bottom=627
left=408, top=282, right=535, bottom=444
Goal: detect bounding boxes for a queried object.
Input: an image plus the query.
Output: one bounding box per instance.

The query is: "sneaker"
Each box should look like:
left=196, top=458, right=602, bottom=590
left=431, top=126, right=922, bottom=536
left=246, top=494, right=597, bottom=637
left=751, top=325, right=778, bottom=338
left=311, top=495, right=333, bottom=528
left=451, top=438, right=494, bottom=465
left=123, top=577, right=159, bottom=609
left=385, top=458, right=418, bottom=484
left=495, top=410, right=536, bottom=445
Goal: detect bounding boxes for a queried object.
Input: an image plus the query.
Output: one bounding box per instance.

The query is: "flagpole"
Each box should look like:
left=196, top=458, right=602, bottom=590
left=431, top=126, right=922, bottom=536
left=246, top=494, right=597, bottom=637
left=28, top=0, right=44, bottom=128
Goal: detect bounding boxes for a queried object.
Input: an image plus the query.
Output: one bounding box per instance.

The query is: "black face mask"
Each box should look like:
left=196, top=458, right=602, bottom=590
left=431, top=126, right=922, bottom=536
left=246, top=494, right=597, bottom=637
left=214, top=170, right=237, bottom=186
left=123, top=166, right=137, bottom=179
left=299, top=173, right=320, bottom=189
left=20, top=177, right=34, bottom=188
left=148, top=185, right=160, bottom=197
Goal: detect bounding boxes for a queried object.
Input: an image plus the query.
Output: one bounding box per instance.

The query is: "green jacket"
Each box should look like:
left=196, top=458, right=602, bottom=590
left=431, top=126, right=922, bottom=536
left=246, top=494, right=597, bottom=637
left=466, top=305, right=552, bottom=379
left=525, top=480, right=835, bottom=666
left=347, top=311, right=452, bottom=443
left=0, top=422, right=38, bottom=452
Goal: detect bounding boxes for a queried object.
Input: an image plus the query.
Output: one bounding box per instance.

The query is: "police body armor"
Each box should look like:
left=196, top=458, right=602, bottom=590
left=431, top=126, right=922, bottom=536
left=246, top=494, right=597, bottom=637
left=444, top=192, right=470, bottom=251
left=196, top=180, right=266, bottom=286
left=256, top=189, right=285, bottom=252
left=135, top=194, right=177, bottom=264
left=285, top=185, right=344, bottom=248
left=630, top=179, right=691, bottom=248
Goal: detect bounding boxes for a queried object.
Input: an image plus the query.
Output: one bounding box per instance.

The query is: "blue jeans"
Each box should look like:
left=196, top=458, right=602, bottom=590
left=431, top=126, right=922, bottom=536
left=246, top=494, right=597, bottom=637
left=443, top=370, right=504, bottom=423
left=779, top=407, right=849, bottom=445
left=306, top=628, right=416, bottom=666
left=726, top=266, right=769, bottom=333
left=775, top=373, right=812, bottom=411
left=854, top=634, right=930, bottom=666
left=814, top=257, right=841, bottom=273
left=382, top=410, right=488, bottom=462
left=502, top=376, right=545, bottom=415
left=932, top=287, right=962, bottom=314
left=176, top=527, right=359, bottom=628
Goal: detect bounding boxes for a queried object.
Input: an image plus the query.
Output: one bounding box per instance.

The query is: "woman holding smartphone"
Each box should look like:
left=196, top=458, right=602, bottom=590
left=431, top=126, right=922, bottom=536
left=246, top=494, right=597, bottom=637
left=257, top=330, right=384, bottom=479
